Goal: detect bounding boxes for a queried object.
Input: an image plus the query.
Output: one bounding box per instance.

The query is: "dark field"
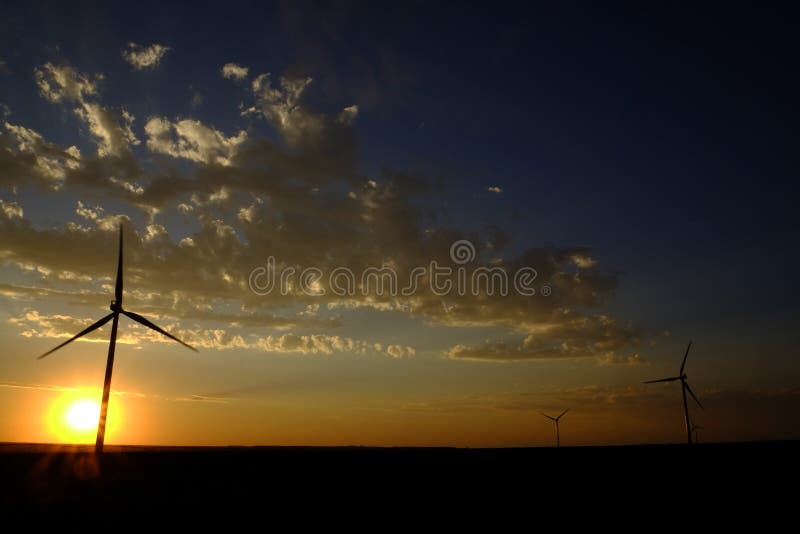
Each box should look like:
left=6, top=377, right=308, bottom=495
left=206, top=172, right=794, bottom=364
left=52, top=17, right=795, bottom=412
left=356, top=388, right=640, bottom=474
left=1, top=441, right=795, bottom=517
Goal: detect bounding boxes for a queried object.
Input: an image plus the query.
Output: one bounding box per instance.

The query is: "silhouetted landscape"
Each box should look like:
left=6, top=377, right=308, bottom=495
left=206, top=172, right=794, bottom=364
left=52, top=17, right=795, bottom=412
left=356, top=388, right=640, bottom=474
left=2, top=441, right=797, bottom=514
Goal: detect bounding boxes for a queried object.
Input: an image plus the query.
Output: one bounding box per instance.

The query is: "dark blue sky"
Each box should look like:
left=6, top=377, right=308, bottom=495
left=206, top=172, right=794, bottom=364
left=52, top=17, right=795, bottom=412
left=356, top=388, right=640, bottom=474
left=1, top=1, right=798, bottom=368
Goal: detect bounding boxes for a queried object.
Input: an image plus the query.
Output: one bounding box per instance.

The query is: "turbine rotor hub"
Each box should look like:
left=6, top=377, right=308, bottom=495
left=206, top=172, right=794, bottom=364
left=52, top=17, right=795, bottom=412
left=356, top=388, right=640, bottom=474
left=110, top=300, right=122, bottom=312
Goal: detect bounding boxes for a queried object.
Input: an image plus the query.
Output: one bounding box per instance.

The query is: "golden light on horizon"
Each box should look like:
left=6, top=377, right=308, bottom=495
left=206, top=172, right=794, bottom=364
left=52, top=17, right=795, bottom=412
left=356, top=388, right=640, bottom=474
left=46, top=390, right=123, bottom=444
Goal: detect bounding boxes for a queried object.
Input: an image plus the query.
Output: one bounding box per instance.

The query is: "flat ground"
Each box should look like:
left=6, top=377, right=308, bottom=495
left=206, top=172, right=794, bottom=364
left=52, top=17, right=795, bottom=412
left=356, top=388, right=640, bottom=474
left=1, top=441, right=795, bottom=518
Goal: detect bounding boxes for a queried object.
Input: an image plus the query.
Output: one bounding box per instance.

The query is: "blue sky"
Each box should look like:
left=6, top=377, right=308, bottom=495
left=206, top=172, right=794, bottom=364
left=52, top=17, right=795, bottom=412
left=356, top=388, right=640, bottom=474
left=0, top=1, right=798, bottom=445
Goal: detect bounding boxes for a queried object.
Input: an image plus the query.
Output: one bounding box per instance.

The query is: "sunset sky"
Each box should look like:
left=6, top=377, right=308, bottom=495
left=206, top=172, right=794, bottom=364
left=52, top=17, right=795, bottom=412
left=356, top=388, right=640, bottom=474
left=1, top=2, right=798, bottom=447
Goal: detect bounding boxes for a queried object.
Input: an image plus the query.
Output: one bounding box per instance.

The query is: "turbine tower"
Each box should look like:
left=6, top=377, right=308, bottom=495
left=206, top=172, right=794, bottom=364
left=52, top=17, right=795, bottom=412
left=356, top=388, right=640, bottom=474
left=541, top=409, right=569, bottom=448
left=38, top=226, right=197, bottom=453
left=644, top=341, right=703, bottom=445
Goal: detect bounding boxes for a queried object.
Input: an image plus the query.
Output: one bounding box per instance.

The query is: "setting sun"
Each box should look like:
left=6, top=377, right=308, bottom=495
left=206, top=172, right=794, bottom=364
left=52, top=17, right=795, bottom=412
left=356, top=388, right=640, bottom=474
left=66, top=400, right=100, bottom=431
left=45, top=391, right=123, bottom=444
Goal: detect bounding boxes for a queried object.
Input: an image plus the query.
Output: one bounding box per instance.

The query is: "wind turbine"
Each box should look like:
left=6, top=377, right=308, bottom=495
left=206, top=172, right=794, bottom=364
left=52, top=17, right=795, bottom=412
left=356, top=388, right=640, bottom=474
left=644, top=341, right=703, bottom=445
left=691, top=421, right=705, bottom=444
left=37, top=226, right=197, bottom=453
left=541, top=409, right=569, bottom=448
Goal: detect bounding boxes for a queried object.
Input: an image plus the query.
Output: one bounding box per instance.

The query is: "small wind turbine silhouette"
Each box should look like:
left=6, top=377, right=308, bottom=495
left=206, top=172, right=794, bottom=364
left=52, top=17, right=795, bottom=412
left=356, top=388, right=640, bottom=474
left=38, top=226, right=197, bottom=453
left=541, top=409, right=569, bottom=448
left=691, top=421, right=705, bottom=444
left=644, top=341, right=703, bottom=445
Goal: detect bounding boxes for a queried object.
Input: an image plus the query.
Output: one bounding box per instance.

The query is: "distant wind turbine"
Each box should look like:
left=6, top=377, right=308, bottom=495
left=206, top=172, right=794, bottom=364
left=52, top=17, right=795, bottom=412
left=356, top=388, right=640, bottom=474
left=644, top=341, right=703, bottom=445
left=691, top=421, right=705, bottom=444
left=37, top=226, right=197, bottom=453
left=541, top=409, right=569, bottom=448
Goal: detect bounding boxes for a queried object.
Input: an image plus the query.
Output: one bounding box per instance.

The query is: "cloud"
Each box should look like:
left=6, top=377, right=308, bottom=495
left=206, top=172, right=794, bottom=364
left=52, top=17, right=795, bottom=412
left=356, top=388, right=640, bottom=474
left=487, top=186, right=503, bottom=194
left=221, top=63, right=249, bottom=80
left=598, top=353, right=644, bottom=365
left=74, top=104, right=139, bottom=157
left=75, top=201, right=130, bottom=231
left=9, top=310, right=110, bottom=343
left=144, top=116, right=247, bottom=166
left=446, top=315, right=640, bottom=362
left=1, top=121, right=81, bottom=187
left=34, top=63, right=138, bottom=157
left=0, top=381, right=78, bottom=392
left=0, top=199, right=24, bottom=219
left=122, top=43, right=171, bottom=70
left=337, top=105, right=359, bottom=125
left=34, top=63, right=100, bottom=103
left=2, top=61, right=638, bottom=362
left=386, top=345, right=415, bottom=359
left=247, top=73, right=322, bottom=146
left=257, top=333, right=369, bottom=355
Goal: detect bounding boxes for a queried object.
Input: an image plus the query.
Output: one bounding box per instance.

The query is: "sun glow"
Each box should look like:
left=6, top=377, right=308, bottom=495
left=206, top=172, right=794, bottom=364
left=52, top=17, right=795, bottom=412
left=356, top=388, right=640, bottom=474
left=66, top=400, right=100, bottom=431
left=47, top=391, right=122, bottom=444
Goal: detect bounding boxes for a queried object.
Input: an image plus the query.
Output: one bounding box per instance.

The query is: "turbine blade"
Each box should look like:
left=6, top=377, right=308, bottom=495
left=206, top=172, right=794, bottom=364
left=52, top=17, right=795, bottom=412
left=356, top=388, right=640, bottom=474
left=115, top=225, right=124, bottom=304
left=644, top=377, right=680, bottom=384
left=38, top=313, right=114, bottom=359
left=684, top=381, right=703, bottom=410
left=557, top=408, right=570, bottom=420
left=122, top=310, right=198, bottom=352
left=680, top=341, right=692, bottom=375
left=540, top=413, right=556, bottom=421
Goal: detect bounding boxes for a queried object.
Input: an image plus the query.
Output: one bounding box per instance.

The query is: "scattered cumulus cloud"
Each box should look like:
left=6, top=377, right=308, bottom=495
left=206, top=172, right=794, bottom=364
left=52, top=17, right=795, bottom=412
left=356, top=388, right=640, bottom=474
left=122, top=43, right=171, bottom=70
left=34, top=63, right=100, bottom=103
left=144, top=116, right=247, bottom=166
left=2, top=61, right=639, bottom=363
left=33, top=63, right=138, bottom=156
left=0, top=199, right=23, bottom=219
left=221, top=63, right=249, bottom=80
left=337, top=105, right=359, bottom=125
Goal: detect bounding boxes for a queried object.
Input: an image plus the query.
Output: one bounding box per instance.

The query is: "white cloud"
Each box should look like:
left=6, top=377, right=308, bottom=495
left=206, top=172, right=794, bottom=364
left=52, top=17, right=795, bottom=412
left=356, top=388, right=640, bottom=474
left=2, top=121, right=81, bottom=184
left=249, top=73, right=322, bottom=145
left=144, top=116, right=247, bottom=166
left=33, top=63, right=138, bottom=156
left=386, top=345, right=415, bottom=359
left=237, top=204, right=257, bottom=223
left=75, top=103, right=139, bottom=156
left=221, top=63, right=249, bottom=80
left=75, top=201, right=129, bottom=231
left=487, top=186, right=503, bottom=194
left=0, top=199, right=23, bottom=219
left=122, top=43, right=171, bottom=70
left=109, top=176, right=144, bottom=195
left=34, top=63, right=100, bottom=103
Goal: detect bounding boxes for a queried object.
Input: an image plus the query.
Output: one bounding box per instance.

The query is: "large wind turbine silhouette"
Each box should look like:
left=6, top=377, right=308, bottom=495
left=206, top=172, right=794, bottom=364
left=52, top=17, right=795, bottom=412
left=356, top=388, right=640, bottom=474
left=541, top=409, right=569, bottom=448
left=644, top=341, right=703, bottom=445
left=38, top=226, right=197, bottom=453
